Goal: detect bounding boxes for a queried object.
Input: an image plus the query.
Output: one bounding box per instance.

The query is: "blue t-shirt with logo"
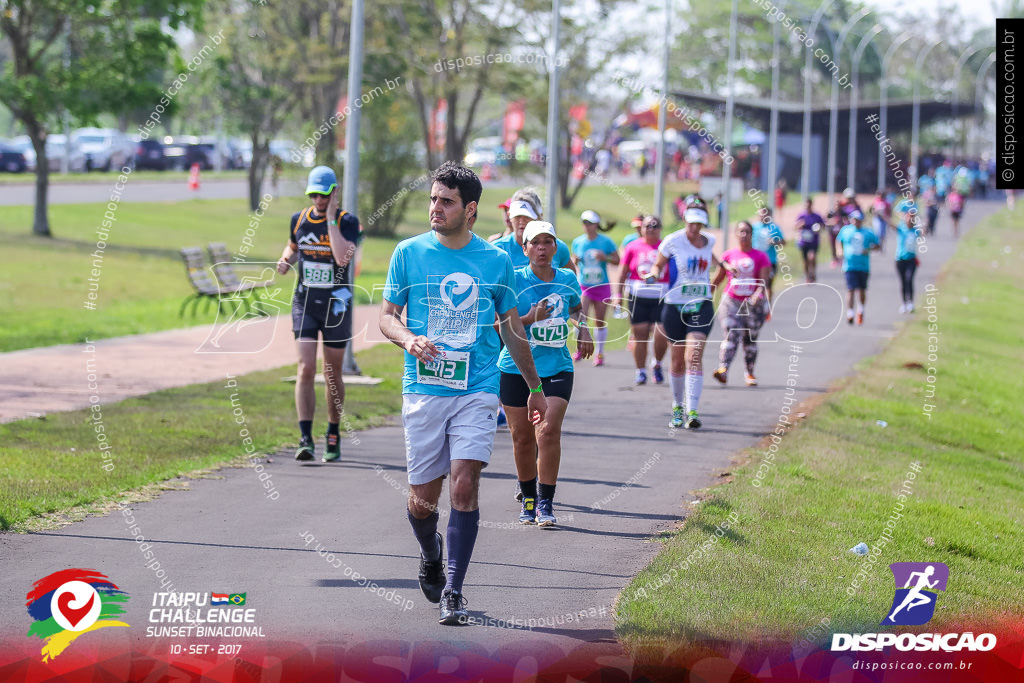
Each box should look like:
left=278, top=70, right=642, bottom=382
left=571, top=233, right=618, bottom=286
left=497, top=266, right=581, bottom=378
left=493, top=233, right=572, bottom=269
left=837, top=225, right=879, bottom=272
left=895, top=223, right=920, bottom=261
left=384, top=231, right=518, bottom=396
left=752, top=221, right=785, bottom=265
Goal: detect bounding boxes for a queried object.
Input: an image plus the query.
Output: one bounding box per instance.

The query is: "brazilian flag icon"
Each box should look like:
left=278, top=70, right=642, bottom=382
left=228, top=593, right=247, bottom=606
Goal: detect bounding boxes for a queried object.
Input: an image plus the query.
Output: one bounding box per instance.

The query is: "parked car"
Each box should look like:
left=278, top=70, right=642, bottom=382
left=0, top=142, right=28, bottom=173
left=43, top=134, right=87, bottom=173
left=162, top=136, right=200, bottom=170
left=8, top=136, right=37, bottom=171
left=133, top=139, right=167, bottom=170
left=72, top=128, right=134, bottom=171
left=463, top=136, right=503, bottom=167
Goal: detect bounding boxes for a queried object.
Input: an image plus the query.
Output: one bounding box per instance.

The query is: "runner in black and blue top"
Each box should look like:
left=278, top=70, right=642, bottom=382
left=277, top=166, right=361, bottom=463
left=498, top=221, right=593, bottom=528
left=893, top=200, right=921, bottom=314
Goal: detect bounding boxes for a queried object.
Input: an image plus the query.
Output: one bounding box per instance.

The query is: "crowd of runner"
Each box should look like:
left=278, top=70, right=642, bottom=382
left=278, top=161, right=970, bottom=626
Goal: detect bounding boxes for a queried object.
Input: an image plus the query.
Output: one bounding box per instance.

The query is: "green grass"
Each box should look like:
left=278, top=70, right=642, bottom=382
left=615, top=205, right=1024, bottom=655
left=0, top=181, right=761, bottom=352
left=0, top=344, right=404, bottom=531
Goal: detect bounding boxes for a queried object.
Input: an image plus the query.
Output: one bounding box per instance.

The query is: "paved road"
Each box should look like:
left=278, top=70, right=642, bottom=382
left=0, top=200, right=1000, bottom=677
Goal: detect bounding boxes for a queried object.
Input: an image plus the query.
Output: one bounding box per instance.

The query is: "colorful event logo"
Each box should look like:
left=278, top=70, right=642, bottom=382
left=883, top=562, right=949, bottom=626
left=25, top=569, right=130, bottom=662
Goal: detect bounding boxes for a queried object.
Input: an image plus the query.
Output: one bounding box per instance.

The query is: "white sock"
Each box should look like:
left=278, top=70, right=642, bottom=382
left=856, top=303, right=864, bottom=314
left=595, top=326, right=607, bottom=354
left=669, top=373, right=686, bottom=407
left=847, top=308, right=854, bottom=318
left=686, top=370, right=704, bottom=413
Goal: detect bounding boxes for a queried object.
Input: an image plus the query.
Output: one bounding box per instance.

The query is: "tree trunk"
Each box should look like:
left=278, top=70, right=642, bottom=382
left=248, top=135, right=270, bottom=211
left=30, top=125, right=50, bottom=237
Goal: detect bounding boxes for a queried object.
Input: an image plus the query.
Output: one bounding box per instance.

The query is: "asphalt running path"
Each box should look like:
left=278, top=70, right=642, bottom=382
left=0, top=200, right=1000, bottom=666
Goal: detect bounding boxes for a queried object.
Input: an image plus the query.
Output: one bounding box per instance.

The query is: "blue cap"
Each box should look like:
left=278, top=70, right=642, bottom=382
left=305, top=166, right=337, bottom=195
left=849, top=209, right=864, bottom=221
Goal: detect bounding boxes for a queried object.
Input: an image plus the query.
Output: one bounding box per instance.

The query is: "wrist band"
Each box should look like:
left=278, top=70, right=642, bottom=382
left=529, top=384, right=543, bottom=393
left=329, top=220, right=338, bottom=226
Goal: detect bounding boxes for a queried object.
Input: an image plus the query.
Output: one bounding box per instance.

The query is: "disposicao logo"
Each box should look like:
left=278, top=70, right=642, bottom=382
left=883, top=562, right=947, bottom=626
left=831, top=562, right=997, bottom=653
left=25, top=569, right=130, bottom=662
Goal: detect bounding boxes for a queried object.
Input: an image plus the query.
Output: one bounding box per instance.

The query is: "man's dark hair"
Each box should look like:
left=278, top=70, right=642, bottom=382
left=431, top=161, right=482, bottom=207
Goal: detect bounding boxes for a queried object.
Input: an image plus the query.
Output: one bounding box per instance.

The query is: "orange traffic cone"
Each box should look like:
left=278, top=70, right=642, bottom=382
left=188, top=163, right=200, bottom=191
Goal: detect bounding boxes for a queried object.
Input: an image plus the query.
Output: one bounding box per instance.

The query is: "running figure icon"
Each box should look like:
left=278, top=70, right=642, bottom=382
left=887, top=565, right=939, bottom=623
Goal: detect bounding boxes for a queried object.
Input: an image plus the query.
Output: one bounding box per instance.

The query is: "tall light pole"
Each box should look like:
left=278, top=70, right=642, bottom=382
left=720, top=0, right=739, bottom=249
left=974, top=53, right=996, bottom=157
left=826, top=7, right=871, bottom=208
left=800, top=0, right=838, bottom=197
left=342, top=0, right=364, bottom=375
left=545, top=0, right=562, bottom=223
left=910, top=41, right=941, bottom=190
left=877, top=31, right=914, bottom=191
left=951, top=46, right=988, bottom=158
left=766, top=0, right=786, bottom=196
left=654, top=0, right=672, bottom=220
left=847, top=24, right=884, bottom=191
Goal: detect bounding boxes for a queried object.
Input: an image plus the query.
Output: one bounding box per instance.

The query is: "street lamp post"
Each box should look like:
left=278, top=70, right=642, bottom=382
left=846, top=24, right=884, bottom=192
left=800, top=0, right=838, bottom=197
left=910, top=42, right=941, bottom=190
left=826, top=8, right=871, bottom=209
left=767, top=0, right=786, bottom=196
left=877, top=31, right=914, bottom=191
left=545, top=0, right=562, bottom=222
left=341, top=0, right=365, bottom=375
left=974, top=53, right=996, bottom=157
left=951, top=46, right=987, bottom=158
left=720, top=0, right=739, bottom=249
left=654, top=0, right=672, bottom=220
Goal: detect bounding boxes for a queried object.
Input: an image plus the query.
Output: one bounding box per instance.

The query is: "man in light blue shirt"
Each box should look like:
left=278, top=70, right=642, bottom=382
left=379, top=161, right=546, bottom=626
left=836, top=210, right=880, bottom=325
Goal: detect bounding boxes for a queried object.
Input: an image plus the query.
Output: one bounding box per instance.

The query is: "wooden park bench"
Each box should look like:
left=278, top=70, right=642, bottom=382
left=178, top=246, right=273, bottom=318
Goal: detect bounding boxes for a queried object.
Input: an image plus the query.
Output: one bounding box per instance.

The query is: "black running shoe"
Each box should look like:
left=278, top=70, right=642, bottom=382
left=322, top=433, right=341, bottom=462
left=438, top=589, right=469, bottom=625
left=418, top=532, right=445, bottom=604
left=295, top=437, right=315, bottom=461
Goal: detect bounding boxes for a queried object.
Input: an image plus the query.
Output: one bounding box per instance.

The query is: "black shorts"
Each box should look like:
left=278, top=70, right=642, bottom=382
left=292, top=288, right=353, bottom=348
left=661, top=299, right=715, bottom=341
left=799, top=243, right=818, bottom=258
left=500, top=370, right=574, bottom=407
left=844, top=270, right=870, bottom=291
left=628, top=296, right=663, bottom=325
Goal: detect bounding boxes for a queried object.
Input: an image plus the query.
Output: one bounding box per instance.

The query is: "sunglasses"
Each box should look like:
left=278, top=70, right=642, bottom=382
left=308, top=193, right=330, bottom=199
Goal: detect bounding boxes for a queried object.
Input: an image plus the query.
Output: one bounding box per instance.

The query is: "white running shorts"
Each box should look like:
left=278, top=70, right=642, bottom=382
left=402, top=392, right=500, bottom=485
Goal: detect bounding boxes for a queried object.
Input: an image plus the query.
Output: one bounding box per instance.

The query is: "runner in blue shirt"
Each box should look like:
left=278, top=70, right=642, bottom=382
left=571, top=210, right=619, bottom=365
left=836, top=210, right=880, bottom=325
left=498, top=221, right=592, bottom=528
left=893, top=200, right=921, bottom=314
left=379, top=162, right=547, bottom=625
left=751, top=207, right=786, bottom=306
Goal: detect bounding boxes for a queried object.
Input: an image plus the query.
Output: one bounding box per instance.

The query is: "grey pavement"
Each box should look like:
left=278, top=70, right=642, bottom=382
left=0, top=200, right=1000, bottom=667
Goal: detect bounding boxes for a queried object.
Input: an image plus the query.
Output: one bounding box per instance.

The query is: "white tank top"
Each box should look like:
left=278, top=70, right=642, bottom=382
left=659, top=230, right=715, bottom=306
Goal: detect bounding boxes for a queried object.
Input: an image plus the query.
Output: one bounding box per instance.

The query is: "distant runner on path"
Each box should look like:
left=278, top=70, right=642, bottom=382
left=711, top=220, right=771, bottom=387
left=646, top=196, right=726, bottom=430
left=276, top=166, right=360, bottom=463
left=379, top=161, right=547, bottom=626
